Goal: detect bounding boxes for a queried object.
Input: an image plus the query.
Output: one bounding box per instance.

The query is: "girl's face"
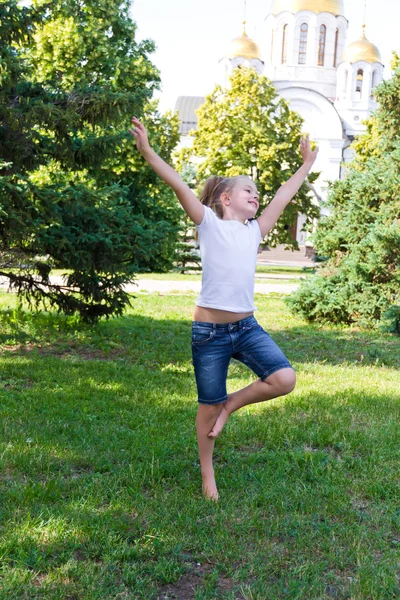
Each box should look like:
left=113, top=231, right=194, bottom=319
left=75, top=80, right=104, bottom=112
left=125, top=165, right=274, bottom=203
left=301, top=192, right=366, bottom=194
left=226, top=177, right=259, bottom=219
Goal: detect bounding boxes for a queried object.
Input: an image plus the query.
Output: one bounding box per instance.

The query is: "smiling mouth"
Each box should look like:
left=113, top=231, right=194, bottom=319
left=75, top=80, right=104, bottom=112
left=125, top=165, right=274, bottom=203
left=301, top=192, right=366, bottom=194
left=248, top=201, right=258, bottom=208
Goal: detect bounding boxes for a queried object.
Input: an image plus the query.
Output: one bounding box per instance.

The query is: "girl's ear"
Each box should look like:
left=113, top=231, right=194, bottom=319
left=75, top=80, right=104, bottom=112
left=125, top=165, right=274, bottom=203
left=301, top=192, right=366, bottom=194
left=220, top=192, right=230, bottom=206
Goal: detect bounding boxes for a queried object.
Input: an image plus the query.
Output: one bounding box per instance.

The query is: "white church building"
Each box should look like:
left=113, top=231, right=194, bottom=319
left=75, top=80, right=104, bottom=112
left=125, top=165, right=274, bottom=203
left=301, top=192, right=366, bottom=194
left=175, top=0, right=384, bottom=245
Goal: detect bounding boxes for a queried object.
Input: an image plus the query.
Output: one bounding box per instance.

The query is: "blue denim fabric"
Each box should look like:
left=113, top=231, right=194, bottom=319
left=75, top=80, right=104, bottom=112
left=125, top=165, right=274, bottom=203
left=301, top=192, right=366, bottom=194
left=191, top=315, right=293, bottom=405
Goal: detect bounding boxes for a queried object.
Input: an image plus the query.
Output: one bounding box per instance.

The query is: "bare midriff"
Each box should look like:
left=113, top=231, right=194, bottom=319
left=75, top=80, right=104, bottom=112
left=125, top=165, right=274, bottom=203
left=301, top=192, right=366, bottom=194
left=193, top=305, right=253, bottom=324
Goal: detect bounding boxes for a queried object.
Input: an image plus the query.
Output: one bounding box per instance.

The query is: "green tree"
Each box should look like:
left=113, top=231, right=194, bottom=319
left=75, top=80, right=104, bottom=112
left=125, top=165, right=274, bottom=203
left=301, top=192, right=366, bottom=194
left=178, top=68, right=319, bottom=248
left=173, top=163, right=201, bottom=273
left=288, top=56, right=400, bottom=331
left=0, top=0, right=180, bottom=321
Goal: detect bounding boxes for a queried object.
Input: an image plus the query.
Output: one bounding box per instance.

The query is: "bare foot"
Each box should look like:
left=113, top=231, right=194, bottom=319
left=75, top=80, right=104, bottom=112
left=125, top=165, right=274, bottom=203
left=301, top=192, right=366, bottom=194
left=202, top=474, right=219, bottom=501
left=208, top=404, right=230, bottom=439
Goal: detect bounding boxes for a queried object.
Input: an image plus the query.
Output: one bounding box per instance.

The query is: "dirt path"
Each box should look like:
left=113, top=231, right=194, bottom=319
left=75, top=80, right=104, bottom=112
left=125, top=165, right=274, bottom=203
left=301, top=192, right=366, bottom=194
left=0, top=276, right=299, bottom=295
left=132, top=279, right=299, bottom=295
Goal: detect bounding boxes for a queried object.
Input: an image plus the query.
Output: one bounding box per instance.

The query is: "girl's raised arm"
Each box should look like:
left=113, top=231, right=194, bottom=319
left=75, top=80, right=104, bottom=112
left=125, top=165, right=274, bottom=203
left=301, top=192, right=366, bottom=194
left=129, top=117, right=204, bottom=225
left=257, top=135, right=318, bottom=238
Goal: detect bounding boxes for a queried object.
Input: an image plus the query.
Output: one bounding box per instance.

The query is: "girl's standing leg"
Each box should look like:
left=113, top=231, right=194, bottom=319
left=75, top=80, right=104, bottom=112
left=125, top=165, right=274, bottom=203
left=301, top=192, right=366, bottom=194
left=191, top=323, right=231, bottom=501
left=196, top=403, right=222, bottom=501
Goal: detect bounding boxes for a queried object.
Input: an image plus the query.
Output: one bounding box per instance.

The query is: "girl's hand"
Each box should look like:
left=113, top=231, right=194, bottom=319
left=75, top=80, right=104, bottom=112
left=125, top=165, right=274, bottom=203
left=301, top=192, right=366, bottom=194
left=300, top=134, right=319, bottom=166
left=129, top=116, right=151, bottom=156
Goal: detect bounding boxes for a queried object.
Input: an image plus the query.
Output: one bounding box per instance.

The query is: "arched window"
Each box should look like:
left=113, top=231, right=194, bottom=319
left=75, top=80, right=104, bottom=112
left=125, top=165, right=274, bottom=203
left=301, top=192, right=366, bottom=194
left=371, top=69, right=379, bottom=90
left=318, top=25, right=326, bottom=66
left=281, top=24, right=288, bottom=64
left=298, top=23, right=308, bottom=65
left=356, top=69, right=363, bottom=97
left=333, top=28, right=339, bottom=67
left=271, top=29, right=274, bottom=62
left=343, top=69, right=348, bottom=96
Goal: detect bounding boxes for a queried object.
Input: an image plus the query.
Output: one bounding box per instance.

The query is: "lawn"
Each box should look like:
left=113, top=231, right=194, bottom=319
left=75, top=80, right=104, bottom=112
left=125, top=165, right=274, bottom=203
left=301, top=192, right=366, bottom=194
left=0, top=290, right=399, bottom=599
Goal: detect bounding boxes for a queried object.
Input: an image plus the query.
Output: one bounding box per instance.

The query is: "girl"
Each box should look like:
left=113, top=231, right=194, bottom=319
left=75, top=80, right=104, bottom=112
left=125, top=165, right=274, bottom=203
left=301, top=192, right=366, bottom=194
left=130, top=116, right=318, bottom=501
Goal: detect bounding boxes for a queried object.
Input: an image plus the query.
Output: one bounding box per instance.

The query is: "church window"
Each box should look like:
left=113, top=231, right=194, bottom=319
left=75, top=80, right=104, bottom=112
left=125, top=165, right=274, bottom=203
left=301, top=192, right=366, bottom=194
left=333, top=28, right=339, bottom=67
left=356, top=69, right=363, bottom=97
left=318, top=25, right=326, bottom=66
left=343, top=69, right=348, bottom=96
left=298, top=23, right=308, bottom=65
left=271, top=29, right=274, bottom=62
left=372, top=69, right=379, bottom=90
left=281, top=24, right=288, bottom=64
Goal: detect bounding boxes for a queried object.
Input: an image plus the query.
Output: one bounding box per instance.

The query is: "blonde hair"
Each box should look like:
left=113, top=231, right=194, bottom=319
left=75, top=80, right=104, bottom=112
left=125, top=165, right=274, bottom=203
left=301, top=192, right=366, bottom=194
left=198, top=175, right=240, bottom=219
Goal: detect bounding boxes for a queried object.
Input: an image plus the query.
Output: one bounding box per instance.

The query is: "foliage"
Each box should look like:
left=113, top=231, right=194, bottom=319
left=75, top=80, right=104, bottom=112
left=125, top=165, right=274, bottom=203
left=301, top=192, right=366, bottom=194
left=289, top=56, right=400, bottom=331
left=177, top=68, right=319, bottom=249
left=0, top=0, right=180, bottom=321
left=381, top=304, right=400, bottom=335
left=173, top=163, right=201, bottom=273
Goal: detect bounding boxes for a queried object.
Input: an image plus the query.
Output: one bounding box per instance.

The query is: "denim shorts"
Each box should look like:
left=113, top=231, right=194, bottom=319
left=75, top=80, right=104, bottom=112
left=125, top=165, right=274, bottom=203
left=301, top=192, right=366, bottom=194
left=191, top=315, right=293, bottom=405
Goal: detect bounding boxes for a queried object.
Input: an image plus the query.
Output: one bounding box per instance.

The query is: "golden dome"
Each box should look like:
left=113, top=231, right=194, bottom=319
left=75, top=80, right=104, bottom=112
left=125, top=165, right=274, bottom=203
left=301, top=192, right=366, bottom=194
left=225, top=29, right=262, bottom=61
left=271, top=0, right=344, bottom=15
left=342, top=27, right=382, bottom=64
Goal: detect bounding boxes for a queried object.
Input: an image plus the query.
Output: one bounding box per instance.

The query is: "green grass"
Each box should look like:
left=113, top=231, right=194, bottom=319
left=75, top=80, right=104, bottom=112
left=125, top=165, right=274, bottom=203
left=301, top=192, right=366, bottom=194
left=0, top=291, right=399, bottom=599
left=137, top=271, right=202, bottom=281
left=255, top=265, right=311, bottom=275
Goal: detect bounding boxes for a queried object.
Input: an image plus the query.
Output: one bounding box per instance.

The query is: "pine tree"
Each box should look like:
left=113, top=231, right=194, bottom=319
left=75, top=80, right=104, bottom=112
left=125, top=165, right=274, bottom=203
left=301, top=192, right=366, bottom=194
left=173, top=164, right=201, bottom=274
left=0, top=0, right=180, bottom=321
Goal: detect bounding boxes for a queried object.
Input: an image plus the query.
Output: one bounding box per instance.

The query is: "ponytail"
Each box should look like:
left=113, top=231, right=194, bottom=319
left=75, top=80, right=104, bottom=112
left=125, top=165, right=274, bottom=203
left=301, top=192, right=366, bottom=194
left=198, top=176, right=236, bottom=219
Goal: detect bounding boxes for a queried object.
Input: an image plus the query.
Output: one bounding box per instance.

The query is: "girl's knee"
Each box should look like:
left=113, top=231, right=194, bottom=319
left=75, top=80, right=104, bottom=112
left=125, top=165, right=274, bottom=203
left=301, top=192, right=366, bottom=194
left=283, top=369, right=296, bottom=394
left=264, top=368, right=296, bottom=397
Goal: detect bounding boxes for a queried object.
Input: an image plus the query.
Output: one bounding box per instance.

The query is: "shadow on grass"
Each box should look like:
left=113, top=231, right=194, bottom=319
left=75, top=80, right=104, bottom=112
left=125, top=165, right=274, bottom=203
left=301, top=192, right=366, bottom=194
left=0, top=306, right=398, bottom=368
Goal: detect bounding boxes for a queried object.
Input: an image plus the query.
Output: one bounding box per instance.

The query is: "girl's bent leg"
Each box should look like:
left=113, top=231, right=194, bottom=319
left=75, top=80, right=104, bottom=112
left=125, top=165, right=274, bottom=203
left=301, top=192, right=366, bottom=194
left=208, top=368, right=296, bottom=439
left=196, top=403, right=224, bottom=501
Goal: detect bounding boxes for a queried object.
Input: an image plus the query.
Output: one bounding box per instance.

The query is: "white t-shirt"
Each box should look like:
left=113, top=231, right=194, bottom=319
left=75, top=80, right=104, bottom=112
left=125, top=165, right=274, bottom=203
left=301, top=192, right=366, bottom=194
left=195, top=206, right=262, bottom=312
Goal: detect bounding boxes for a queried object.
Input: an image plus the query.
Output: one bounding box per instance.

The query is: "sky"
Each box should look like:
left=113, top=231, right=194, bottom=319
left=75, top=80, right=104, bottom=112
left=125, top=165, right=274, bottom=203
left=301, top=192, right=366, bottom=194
left=131, top=0, right=400, bottom=114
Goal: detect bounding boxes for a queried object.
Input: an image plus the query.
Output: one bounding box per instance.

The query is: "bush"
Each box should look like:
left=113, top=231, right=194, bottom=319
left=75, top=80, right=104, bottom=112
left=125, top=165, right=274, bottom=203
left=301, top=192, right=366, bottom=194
left=288, top=151, right=400, bottom=331
left=289, top=57, right=400, bottom=332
